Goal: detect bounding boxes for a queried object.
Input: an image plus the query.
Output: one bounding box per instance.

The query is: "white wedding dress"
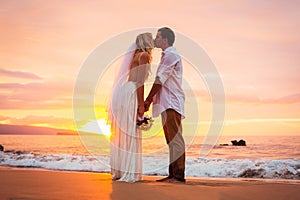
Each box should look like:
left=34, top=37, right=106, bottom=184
left=110, top=81, right=142, bottom=182
left=109, top=51, right=149, bottom=182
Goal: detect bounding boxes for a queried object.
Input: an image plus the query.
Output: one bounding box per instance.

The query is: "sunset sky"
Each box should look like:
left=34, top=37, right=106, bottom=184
left=0, top=0, right=299, bottom=136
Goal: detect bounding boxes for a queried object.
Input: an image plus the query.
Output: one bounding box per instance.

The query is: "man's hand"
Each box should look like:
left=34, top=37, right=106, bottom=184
left=144, top=99, right=152, bottom=112
left=144, top=82, right=162, bottom=112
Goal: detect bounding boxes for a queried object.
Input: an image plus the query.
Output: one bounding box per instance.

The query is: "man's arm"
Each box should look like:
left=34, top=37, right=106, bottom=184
left=144, top=78, right=162, bottom=111
left=145, top=52, right=178, bottom=111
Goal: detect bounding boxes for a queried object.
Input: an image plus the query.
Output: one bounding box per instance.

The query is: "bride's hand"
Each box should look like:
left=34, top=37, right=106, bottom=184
left=138, top=105, right=144, bottom=118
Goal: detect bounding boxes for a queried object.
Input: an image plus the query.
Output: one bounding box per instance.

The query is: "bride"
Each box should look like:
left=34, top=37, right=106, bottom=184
left=108, top=33, right=154, bottom=182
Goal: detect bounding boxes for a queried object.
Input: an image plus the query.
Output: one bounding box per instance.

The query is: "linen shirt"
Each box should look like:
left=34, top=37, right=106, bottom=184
left=152, top=46, right=185, bottom=118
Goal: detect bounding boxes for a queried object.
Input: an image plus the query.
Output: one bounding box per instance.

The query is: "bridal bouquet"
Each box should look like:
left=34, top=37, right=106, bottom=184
left=136, top=116, right=154, bottom=131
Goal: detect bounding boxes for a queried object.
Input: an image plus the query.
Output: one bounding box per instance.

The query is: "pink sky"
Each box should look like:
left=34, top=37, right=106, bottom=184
left=0, top=0, right=299, bottom=136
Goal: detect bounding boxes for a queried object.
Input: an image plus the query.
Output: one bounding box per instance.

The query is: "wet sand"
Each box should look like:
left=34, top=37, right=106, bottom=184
left=0, top=167, right=299, bottom=200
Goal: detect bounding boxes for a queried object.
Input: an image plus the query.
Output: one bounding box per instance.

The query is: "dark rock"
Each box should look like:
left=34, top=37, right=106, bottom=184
left=0, top=144, right=4, bottom=151
left=231, top=140, right=238, bottom=145
left=274, top=170, right=299, bottom=179
left=220, top=144, right=229, bottom=146
left=231, top=139, right=246, bottom=146
left=239, top=168, right=265, bottom=178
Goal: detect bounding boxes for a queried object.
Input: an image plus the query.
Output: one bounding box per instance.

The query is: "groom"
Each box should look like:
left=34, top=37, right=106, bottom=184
left=145, top=27, right=186, bottom=183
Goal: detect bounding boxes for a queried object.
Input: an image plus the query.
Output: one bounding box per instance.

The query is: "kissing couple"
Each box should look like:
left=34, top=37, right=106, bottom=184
left=108, top=27, right=186, bottom=183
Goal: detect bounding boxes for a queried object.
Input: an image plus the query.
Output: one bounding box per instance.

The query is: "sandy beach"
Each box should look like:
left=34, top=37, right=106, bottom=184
left=0, top=167, right=299, bottom=200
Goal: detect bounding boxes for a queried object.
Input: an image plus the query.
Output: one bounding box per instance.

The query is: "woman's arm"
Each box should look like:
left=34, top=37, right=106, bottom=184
left=137, top=85, right=145, bottom=118
left=136, top=52, right=150, bottom=118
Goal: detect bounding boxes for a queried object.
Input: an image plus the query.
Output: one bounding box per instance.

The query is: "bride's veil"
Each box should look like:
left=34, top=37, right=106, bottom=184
left=107, top=43, right=136, bottom=125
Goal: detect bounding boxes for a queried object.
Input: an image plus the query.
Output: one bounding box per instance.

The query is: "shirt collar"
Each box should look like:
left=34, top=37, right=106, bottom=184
left=163, top=46, right=176, bottom=53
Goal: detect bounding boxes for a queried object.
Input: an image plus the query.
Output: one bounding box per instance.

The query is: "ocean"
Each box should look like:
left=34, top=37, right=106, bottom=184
left=0, top=134, right=299, bottom=180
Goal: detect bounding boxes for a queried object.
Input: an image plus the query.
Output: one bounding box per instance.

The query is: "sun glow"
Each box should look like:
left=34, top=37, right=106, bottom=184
left=79, top=119, right=111, bottom=137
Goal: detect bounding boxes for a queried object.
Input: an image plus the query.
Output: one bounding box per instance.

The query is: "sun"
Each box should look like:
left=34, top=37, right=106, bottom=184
left=97, top=119, right=111, bottom=137
left=79, top=119, right=111, bottom=137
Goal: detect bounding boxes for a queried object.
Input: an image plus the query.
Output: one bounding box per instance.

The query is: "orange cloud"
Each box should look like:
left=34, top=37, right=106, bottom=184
left=0, top=79, right=73, bottom=109
left=0, top=0, right=299, bottom=136
left=0, top=115, right=11, bottom=121
left=0, top=68, right=43, bottom=80
left=226, top=93, right=300, bottom=104
left=0, top=115, right=75, bottom=130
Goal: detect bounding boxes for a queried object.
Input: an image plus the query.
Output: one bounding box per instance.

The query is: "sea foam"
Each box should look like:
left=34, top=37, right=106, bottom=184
left=0, top=151, right=299, bottom=180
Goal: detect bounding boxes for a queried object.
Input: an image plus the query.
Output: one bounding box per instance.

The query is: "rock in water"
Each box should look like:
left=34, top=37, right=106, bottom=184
left=238, top=139, right=246, bottom=146
left=231, top=139, right=246, bottom=146
left=0, top=144, right=4, bottom=151
left=231, top=140, right=238, bottom=145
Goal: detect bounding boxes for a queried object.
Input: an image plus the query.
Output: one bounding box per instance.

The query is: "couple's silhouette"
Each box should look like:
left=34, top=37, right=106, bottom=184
left=109, top=27, right=185, bottom=183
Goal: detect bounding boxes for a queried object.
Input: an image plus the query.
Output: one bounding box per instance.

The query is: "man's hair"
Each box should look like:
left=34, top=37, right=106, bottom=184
left=158, top=27, right=175, bottom=46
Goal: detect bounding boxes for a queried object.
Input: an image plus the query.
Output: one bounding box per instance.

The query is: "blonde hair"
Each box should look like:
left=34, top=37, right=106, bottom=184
left=135, top=32, right=154, bottom=62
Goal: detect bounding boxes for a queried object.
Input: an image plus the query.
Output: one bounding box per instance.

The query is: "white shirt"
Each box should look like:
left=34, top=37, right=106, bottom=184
left=152, top=46, right=185, bottom=118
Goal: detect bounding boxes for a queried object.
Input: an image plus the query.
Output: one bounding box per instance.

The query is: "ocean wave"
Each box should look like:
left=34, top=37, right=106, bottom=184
left=0, top=151, right=299, bottom=180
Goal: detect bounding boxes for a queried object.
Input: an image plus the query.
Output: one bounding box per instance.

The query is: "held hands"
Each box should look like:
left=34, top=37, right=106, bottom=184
left=138, top=97, right=152, bottom=118
left=137, top=104, right=144, bottom=118
left=144, top=98, right=152, bottom=112
left=136, top=98, right=154, bottom=131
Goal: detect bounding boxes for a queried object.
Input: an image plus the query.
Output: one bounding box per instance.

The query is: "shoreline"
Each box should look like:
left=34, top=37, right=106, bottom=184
left=1, top=165, right=299, bottom=184
left=1, top=166, right=300, bottom=200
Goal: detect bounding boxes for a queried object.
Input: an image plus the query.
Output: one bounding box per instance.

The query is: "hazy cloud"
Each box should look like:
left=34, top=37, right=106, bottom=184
left=0, top=68, right=43, bottom=80
left=0, top=80, right=73, bottom=109
left=226, top=93, right=300, bottom=104
left=1, top=115, right=75, bottom=130
left=0, top=115, right=11, bottom=121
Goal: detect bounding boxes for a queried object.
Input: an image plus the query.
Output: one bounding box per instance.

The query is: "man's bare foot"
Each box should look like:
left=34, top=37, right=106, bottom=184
left=164, top=178, right=186, bottom=184
left=156, top=176, right=173, bottom=182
